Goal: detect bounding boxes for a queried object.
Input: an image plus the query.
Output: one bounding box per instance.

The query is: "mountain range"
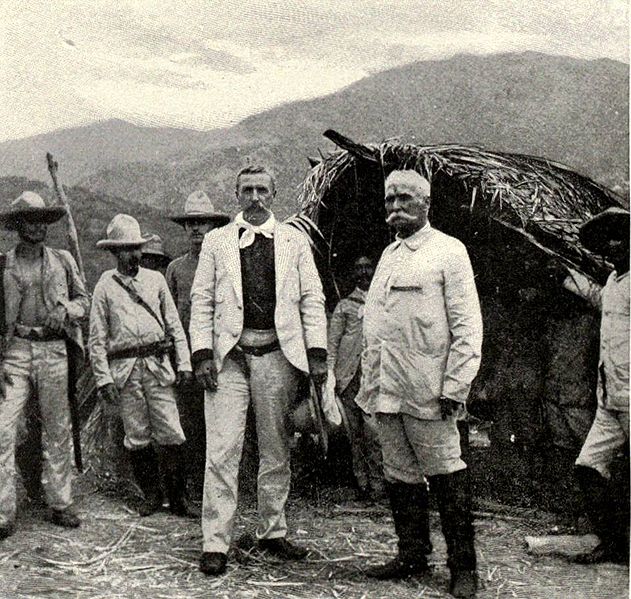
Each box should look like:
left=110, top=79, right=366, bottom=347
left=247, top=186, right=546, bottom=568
left=0, top=177, right=187, bottom=288
left=0, top=52, right=628, bottom=220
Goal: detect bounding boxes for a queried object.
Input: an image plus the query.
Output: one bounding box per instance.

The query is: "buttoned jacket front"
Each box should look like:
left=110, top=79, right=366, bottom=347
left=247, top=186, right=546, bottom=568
left=189, top=221, right=327, bottom=373
left=89, top=267, right=191, bottom=389
left=358, top=225, right=483, bottom=420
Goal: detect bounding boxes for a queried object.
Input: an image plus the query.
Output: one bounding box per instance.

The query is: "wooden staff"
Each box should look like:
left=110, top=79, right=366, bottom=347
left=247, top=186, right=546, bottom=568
left=46, top=153, right=86, bottom=283
left=46, top=153, right=85, bottom=472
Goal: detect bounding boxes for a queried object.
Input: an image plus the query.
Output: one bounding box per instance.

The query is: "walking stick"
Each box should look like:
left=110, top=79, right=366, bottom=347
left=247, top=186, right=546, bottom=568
left=46, top=153, right=85, bottom=472
left=46, top=153, right=86, bottom=283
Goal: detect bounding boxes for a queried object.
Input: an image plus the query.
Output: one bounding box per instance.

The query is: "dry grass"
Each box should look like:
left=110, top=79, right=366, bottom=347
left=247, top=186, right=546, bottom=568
left=0, top=473, right=627, bottom=599
left=295, top=137, right=624, bottom=283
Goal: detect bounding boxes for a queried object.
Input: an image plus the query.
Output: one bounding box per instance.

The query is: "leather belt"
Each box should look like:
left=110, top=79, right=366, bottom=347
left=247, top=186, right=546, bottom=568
left=108, top=339, right=173, bottom=360
left=15, top=324, right=64, bottom=342
left=236, top=339, right=280, bottom=357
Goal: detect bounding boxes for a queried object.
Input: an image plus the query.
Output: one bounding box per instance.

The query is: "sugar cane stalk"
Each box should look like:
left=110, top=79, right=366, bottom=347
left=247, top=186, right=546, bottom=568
left=46, top=153, right=86, bottom=284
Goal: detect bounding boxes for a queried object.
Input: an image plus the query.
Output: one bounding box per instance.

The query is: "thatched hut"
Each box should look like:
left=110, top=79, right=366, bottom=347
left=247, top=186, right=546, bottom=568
left=293, top=130, right=626, bottom=512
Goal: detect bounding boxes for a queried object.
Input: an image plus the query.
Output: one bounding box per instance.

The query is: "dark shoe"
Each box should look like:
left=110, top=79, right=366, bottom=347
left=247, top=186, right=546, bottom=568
left=354, top=486, right=372, bottom=502
left=575, top=465, right=629, bottom=559
left=0, top=523, right=15, bottom=540
left=258, top=537, right=308, bottom=560
left=573, top=541, right=629, bottom=565
left=49, top=509, right=81, bottom=528
left=137, top=490, right=164, bottom=517
left=450, top=569, right=478, bottom=598
left=199, top=551, right=227, bottom=575
left=365, top=556, right=430, bottom=579
left=170, top=496, right=201, bottom=519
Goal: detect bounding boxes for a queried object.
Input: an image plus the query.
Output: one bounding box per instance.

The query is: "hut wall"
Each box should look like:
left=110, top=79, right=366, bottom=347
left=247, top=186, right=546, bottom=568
left=312, top=160, right=604, bottom=514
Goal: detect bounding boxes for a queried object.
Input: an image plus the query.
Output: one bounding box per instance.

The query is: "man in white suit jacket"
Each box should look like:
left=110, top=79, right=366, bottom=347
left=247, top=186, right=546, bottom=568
left=190, top=165, right=328, bottom=575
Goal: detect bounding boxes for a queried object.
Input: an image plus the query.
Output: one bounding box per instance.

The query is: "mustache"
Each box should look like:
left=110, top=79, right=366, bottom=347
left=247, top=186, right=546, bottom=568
left=385, top=212, right=418, bottom=225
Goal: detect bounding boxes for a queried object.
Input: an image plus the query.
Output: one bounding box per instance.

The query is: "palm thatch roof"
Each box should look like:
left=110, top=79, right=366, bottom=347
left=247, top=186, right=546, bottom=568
left=295, top=130, right=625, bottom=293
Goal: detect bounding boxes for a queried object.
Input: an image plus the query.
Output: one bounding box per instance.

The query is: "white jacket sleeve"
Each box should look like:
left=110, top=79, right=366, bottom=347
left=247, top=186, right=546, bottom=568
left=442, top=244, right=483, bottom=402
left=189, top=234, right=217, bottom=355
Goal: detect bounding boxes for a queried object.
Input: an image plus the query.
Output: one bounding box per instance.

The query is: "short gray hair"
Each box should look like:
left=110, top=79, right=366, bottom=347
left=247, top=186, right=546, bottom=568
left=384, top=170, right=431, bottom=197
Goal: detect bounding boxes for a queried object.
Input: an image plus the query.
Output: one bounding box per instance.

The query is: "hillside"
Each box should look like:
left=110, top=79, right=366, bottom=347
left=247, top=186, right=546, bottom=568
left=81, top=53, right=630, bottom=217
left=0, top=121, right=242, bottom=185
left=1, top=52, right=628, bottom=218
left=0, top=178, right=188, bottom=289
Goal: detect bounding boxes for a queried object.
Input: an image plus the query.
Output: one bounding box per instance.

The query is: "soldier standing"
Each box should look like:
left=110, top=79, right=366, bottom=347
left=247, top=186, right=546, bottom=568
left=89, top=214, right=197, bottom=518
left=0, top=191, right=89, bottom=539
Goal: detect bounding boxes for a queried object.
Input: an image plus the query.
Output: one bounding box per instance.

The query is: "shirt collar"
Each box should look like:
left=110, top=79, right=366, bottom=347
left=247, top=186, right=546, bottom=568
left=393, top=221, right=432, bottom=251
left=235, top=211, right=276, bottom=234
left=115, top=268, right=141, bottom=284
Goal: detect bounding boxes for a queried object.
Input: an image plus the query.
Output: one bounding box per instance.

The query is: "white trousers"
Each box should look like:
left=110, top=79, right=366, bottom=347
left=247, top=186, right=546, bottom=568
left=202, top=350, right=299, bottom=553
left=0, top=338, right=73, bottom=525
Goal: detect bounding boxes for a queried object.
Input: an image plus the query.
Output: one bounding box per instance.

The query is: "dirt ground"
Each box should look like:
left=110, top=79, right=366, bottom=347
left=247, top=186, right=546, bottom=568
left=0, top=471, right=627, bottom=599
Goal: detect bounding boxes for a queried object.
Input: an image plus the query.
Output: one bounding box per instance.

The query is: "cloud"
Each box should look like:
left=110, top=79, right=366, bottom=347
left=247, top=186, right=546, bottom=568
left=0, top=0, right=627, bottom=141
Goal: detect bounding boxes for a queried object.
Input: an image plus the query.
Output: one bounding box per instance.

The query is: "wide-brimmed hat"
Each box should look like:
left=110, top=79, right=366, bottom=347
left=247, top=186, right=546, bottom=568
left=170, top=191, right=230, bottom=226
left=579, top=207, right=630, bottom=253
left=0, top=191, right=66, bottom=229
left=141, top=233, right=171, bottom=264
left=96, top=214, right=148, bottom=249
left=141, top=233, right=171, bottom=260
left=289, top=380, right=329, bottom=457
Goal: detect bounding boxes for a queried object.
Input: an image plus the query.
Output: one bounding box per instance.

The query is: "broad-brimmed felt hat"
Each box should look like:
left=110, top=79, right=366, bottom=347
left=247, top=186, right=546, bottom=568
left=579, top=207, right=630, bottom=253
left=170, top=190, right=230, bottom=226
left=0, top=191, right=66, bottom=229
left=97, top=214, right=148, bottom=249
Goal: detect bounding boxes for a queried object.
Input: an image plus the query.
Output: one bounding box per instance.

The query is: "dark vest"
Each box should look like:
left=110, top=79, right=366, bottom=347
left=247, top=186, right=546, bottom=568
left=240, top=233, right=276, bottom=330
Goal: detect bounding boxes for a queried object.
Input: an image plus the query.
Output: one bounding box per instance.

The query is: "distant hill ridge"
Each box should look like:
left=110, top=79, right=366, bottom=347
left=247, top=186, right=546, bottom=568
left=0, top=52, right=627, bottom=218
left=0, top=177, right=187, bottom=288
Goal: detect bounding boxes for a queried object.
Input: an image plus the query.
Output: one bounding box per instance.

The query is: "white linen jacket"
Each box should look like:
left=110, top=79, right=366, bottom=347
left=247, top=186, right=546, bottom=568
left=189, top=221, right=327, bottom=374
left=358, top=225, right=483, bottom=419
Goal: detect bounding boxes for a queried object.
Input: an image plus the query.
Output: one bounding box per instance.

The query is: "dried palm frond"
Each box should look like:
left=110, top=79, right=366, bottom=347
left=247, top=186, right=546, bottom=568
left=295, top=133, right=623, bottom=282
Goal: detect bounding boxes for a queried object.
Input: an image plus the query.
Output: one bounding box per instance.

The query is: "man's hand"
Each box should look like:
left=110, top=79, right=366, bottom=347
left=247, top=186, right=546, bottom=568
left=98, top=383, right=119, bottom=405
left=308, top=354, right=328, bottom=386
left=439, top=396, right=462, bottom=420
left=176, top=370, right=194, bottom=387
left=45, top=305, right=67, bottom=332
left=195, top=358, right=218, bottom=391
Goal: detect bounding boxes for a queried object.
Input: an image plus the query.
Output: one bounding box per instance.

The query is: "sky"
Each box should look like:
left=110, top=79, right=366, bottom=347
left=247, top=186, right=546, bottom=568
left=0, top=0, right=628, bottom=142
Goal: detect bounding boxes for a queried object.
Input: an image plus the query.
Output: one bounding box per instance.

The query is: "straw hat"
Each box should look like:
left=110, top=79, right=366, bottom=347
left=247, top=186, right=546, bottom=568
left=96, top=214, right=148, bottom=249
left=579, top=207, right=630, bottom=253
left=0, top=191, right=66, bottom=229
left=170, top=191, right=230, bottom=226
left=141, top=233, right=171, bottom=260
left=289, top=381, right=329, bottom=456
